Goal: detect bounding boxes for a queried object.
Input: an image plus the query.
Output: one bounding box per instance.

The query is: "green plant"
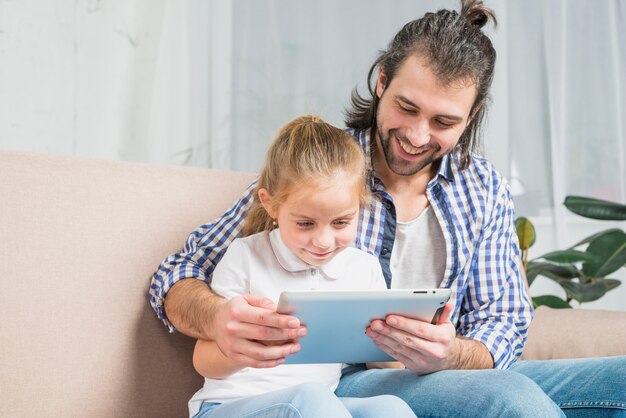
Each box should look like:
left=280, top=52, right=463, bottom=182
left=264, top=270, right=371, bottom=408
left=516, top=196, right=626, bottom=309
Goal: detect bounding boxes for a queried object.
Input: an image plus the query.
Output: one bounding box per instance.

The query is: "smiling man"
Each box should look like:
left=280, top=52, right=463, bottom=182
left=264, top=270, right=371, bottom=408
left=149, top=1, right=626, bottom=416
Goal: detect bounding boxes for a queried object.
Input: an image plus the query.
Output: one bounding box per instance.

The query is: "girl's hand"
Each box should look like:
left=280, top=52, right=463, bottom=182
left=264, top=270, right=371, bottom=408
left=366, top=361, right=405, bottom=369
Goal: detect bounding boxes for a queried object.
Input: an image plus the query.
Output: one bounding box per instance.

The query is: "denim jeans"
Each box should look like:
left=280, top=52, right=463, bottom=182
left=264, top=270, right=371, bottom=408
left=336, top=356, right=626, bottom=417
left=192, top=382, right=416, bottom=418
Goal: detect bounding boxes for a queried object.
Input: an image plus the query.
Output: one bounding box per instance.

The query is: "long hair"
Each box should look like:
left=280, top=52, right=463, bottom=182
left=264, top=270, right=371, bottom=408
left=345, top=0, right=497, bottom=169
left=242, top=115, right=367, bottom=236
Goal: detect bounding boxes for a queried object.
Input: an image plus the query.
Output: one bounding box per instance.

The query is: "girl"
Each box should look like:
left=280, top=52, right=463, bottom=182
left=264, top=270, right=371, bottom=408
left=188, top=116, right=415, bottom=418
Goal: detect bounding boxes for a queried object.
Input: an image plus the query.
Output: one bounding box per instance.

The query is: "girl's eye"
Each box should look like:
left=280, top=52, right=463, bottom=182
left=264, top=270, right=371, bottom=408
left=296, top=221, right=314, bottom=228
left=333, top=220, right=351, bottom=228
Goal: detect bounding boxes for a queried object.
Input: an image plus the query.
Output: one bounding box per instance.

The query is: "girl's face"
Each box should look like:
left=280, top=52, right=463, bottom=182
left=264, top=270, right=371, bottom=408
left=262, top=172, right=362, bottom=266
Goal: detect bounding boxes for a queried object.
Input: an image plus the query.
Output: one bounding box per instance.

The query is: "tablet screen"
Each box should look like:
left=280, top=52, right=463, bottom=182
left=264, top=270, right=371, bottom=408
left=277, top=289, right=451, bottom=364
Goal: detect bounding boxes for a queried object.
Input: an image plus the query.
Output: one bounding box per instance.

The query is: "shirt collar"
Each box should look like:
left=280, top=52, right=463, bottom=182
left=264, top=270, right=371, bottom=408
left=269, top=229, right=344, bottom=280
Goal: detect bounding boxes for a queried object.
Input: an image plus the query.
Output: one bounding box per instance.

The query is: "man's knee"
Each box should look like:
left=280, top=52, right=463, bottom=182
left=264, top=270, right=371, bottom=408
left=475, top=370, right=564, bottom=418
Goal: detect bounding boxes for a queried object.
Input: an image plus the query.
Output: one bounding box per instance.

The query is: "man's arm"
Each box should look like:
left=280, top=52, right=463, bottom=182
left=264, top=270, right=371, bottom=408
left=367, top=175, right=531, bottom=373
left=165, top=278, right=305, bottom=367
left=164, top=279, right=219, bottom=339
left=148, top=181, right=257, bottom=332
left=453, top=178, right=533, bottom=369
left=149, top=180, right=306, bottom=366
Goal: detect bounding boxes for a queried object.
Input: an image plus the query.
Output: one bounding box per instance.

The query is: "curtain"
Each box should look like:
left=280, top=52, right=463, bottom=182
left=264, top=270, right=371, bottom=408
left=502, top=0, right=626, bottom=310
left=1, top=0, right=624, bottom=308
left=215, top=0, right=626, bottom=310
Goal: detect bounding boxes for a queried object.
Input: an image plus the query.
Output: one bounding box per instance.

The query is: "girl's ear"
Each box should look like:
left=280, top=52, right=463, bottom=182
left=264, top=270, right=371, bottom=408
left=258, top=188, right=277, bottom=219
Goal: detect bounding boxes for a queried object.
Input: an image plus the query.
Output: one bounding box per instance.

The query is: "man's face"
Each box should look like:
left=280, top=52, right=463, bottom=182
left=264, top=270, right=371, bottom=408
left=375, top=55, right=478, bottom=176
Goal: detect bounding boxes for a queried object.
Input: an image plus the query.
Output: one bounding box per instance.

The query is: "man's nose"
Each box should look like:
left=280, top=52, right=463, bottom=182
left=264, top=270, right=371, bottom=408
left=405, top=118, right=431, bottom=147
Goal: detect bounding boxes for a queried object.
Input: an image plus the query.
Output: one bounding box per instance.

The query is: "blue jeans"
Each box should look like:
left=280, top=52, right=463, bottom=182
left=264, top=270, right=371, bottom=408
left=336, top=356, right=626, bottom=417
left=192, top=382, right=416, bottom=418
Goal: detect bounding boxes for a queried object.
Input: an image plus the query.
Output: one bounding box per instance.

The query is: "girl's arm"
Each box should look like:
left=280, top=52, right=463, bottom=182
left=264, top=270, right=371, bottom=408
left=366, top=361, right=406, bottom=369
left=193, top=338, right=245, bottom=379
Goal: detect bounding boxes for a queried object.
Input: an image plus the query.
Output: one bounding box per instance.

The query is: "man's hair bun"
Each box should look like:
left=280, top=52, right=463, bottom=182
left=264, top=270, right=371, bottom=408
left=461, top=0, right=497, bottom=29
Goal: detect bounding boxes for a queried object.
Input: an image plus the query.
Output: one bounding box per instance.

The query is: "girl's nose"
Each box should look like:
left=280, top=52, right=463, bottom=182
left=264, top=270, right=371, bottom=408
left=312, top=228, right=332, bottom=249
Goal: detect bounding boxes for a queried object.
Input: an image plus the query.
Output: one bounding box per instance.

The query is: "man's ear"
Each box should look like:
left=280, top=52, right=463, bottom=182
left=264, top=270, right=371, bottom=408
left=468, top=101, right=483, bottom=126
left=258, top=188, right=277, bottom=219
left=376, top=68, right=387, bottom=99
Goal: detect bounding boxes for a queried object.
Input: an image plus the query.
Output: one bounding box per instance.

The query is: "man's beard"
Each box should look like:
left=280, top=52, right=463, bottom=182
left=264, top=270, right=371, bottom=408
left=377, top=127, right=443, bottom=176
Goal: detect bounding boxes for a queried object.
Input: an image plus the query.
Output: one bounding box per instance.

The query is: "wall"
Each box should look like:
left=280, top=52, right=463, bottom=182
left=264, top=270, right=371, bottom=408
left=0, top=0, right=164, bottom=161
left=1, top=1, right=624, bottom=312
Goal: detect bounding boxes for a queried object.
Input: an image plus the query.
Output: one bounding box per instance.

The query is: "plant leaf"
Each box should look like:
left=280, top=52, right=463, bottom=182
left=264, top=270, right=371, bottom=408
left=564, top=196, right=626, bottom=220
left=602, top=278, right=623, bottom=292
left=569, top=228, right=624, bottom=249
left=558, top=278, right=621, bottom=303
left=515, top=217, right=536, bottom=250
left=532, top=295, right=572, bottom=309
left=540, top=249, right=599, bottom=264
left=526, top=261, right=579, bottom=286
left=582, top=230, right=626, bottom=277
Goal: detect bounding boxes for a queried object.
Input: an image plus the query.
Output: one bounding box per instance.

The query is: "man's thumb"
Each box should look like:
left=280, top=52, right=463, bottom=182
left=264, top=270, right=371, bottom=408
left=437, top=301, right=454, bottom=325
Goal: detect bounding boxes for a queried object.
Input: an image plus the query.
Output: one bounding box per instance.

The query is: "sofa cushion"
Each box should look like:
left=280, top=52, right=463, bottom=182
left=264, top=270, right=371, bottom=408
left=521, top=306, right=626, bottom=360
left=0, top=150, right=255, bottom=418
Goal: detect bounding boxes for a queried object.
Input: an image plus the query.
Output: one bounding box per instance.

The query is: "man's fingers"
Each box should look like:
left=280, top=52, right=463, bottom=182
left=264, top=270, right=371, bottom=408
left=233, top=296, right=302, bottom=329
left=243, top=294, right=277, bottom=311
left=227, top=338, right=301, bottom=367
left=225, top=321, right=307, bottom=341
left=382, top=315, right=436, bottom=341
left=215, top=295, right=306, bottom=365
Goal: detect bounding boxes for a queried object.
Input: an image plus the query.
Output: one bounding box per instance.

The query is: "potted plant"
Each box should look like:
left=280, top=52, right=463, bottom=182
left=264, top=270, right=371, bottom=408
left=516, top=196, right=626, bottom=308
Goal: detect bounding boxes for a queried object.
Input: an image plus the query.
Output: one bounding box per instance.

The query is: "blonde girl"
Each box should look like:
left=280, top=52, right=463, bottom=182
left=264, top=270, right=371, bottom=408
left=188, top=116, right=415, bottom=418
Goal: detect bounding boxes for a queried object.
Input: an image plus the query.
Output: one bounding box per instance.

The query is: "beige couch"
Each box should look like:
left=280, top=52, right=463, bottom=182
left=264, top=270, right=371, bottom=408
left=2, top=150, right=625, bottom=418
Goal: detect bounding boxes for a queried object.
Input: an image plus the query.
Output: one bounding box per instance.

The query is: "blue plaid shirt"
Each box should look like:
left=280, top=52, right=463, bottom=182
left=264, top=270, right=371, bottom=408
left=149, top=128, right=533, bottom=369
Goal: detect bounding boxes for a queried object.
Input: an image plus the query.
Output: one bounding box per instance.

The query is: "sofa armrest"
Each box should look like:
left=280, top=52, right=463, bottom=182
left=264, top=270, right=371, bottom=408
left=521, top=306, right=626, bottom=360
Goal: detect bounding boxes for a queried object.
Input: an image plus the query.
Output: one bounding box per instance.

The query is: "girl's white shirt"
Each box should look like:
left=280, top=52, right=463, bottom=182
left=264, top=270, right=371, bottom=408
left=188, top=229, right=387, bottom=415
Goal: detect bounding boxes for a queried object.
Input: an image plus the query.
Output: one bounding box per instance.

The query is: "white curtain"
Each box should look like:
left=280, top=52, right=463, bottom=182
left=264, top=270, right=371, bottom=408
left=501, top=0, right=626, bottom=310
left=191, top=0, right=625, bottom=309
left=146, top=0, right=625, bottom=309
left=146, top=0, right=233, bottom=168
left=1, top=1, right=623, bottom=308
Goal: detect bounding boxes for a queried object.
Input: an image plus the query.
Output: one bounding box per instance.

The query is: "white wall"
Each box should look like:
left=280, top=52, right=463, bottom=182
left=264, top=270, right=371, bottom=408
left=0, top=0, right=164, bottom=161
left=1, top=1, right=624, bottom=312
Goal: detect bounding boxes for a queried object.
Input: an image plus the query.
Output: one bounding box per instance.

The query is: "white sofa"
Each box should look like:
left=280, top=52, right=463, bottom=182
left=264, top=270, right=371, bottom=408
left=2, top=150, right=625, bottom=418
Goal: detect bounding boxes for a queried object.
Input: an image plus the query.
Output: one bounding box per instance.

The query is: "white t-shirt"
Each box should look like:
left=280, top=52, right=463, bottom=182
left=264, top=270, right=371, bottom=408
left=390, top=207, right=446, bottom=289
left=188, top=229, right=387, bottom=415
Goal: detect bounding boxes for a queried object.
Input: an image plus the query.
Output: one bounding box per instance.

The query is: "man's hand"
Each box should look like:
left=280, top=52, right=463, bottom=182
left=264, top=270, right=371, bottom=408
left=366, top=302, right=493, bottom=374
left=212, top=294, right=307, bottom=368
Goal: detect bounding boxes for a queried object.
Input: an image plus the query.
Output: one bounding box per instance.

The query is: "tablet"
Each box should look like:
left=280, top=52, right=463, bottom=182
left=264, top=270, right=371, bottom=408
left=276, top=288, right=451, bottom=364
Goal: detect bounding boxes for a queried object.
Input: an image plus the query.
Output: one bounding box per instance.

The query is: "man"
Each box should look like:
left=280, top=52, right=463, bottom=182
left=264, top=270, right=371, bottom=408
left=150, top=1, right=626, bottom=416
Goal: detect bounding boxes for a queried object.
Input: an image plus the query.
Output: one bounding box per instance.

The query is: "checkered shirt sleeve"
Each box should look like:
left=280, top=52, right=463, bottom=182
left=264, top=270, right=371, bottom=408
left=453, top=176, right=533, bottom=369
left=148, top=180, right=257, bottom=331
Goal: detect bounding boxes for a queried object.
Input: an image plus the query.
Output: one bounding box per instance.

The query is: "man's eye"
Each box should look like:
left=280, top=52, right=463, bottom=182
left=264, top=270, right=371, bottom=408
left=399, top=105, right=416, bottom=114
